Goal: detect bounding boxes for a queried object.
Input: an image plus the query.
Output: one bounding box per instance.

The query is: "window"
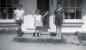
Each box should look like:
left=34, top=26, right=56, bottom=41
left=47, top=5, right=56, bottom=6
left=58, top=0, right=83, bottom=19
left=0, top=0, right=19, bottom=19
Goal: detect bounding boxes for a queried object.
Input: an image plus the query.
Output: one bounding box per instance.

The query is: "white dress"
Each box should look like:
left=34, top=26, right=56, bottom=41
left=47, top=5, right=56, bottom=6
left=34, top=15, right=43, bottom=27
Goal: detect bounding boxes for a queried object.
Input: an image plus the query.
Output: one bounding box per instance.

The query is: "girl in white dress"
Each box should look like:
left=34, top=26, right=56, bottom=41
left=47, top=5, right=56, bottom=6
left=33, top=10, right=42, bottom=36
left=33, top=10, right=49, bottom=36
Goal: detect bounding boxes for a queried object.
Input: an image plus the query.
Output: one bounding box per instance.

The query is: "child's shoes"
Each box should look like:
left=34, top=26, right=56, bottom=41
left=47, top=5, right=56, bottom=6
left=37, top=33, right=41, bottom=37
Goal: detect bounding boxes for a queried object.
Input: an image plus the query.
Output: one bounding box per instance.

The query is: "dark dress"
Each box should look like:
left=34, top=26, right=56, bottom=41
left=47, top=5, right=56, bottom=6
left=54, top=8, right=63, bottom=26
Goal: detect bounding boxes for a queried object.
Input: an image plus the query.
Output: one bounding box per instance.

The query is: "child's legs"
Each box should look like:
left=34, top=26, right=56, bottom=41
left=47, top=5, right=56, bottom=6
left=16, top=20, right=22, bottom=37
left=56, top=26, right=59, bottom=37
left=36, top=27, right=40, bottom=33
left=56, top=26, right=62, bottom=38
left=36, top=27, right=41, bottom=36
left=58, top=26, right=62, bottom=37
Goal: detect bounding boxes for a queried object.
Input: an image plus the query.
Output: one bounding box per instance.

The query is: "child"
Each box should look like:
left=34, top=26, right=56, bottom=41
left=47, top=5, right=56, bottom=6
left=14, top=4, right=24, bottom=37
left=54, top=3, right=64, bottom=39
left=33, top=10, right=42, bottom=37
left=33, top=10, right=48, bottom=37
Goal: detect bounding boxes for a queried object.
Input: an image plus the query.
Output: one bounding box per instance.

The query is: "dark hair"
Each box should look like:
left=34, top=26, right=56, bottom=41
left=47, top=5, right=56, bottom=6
left=57, top=2, right=62, bottom=6
left=17, top=4, right=23, bottom=8
left=35, top=9, right=41, bottom=14
left=56, top=2, right=62, bottom=9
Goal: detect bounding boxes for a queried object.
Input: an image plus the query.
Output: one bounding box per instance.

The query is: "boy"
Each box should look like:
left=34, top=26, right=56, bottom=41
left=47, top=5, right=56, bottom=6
left=14, top=4, right=24, bottom=37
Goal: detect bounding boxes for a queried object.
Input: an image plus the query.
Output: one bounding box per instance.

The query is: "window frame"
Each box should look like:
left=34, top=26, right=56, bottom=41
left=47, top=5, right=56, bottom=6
left=0, top=0, right=18, bottom=20
left=61, top=0, right=82, bottom=19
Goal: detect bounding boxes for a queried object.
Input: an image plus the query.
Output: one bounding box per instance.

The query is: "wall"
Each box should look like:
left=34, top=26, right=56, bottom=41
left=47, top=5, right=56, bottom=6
left=49, top=0, right=57, bottom=15
left=82, top=0, right=86, bottom=18
left=20, top=0, right=37, bottom=15
left=81, top=0, right=86, bottom=32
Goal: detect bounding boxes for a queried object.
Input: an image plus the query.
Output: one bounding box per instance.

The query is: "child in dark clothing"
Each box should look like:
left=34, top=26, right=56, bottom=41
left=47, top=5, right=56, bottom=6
left=54, top=3, right=64, bottom=39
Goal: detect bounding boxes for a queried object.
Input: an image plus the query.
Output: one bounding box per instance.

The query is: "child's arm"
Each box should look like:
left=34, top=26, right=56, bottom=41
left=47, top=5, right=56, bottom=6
left=62, top=9, right=65, bottom=21
left=20, top=10, right=25, bottom=20
left=63, top=13, right=65, bottom=20
left=21, top=14, right=24, bottom=20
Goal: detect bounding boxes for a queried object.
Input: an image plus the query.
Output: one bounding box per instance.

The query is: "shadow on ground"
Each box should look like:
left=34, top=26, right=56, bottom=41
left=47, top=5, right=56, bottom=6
left=13, top=37, right=65, bottom=44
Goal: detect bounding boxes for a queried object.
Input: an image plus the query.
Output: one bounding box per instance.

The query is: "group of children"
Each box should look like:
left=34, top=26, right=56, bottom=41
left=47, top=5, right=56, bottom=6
left=14, top=3, right=64, bottom=38
left=14, top=3, right=81, bottom=45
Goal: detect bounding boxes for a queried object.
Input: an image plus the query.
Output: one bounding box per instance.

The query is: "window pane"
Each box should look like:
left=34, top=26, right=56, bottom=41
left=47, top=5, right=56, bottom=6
left=0, top=0, right=1, bottom=6
left=69, top=8, right=76, bottom=19
left=8, top=13, right=14, bottom=19
left=7, top=0, right=14, bottom=7
left=62, top=0, right=82, bottom=19
left=1, top=0, right=6, bottom=7
left=7, top=8, right=14, bottom=19
left=7, top=0, right=13, bottom=5
left=0, top=0, right=19, bottom=19
left=0, top=0, right=1, bottom=19
left=64, top=8, right=70, bottom=19
left=76, top=0, right=82, bottom=8
left=1, top=8, right=8, bottom=19
left=63, top=0, right=69, bottom=8
left=76, top=8, right=81, bottom=19
left=70, top=0, right=75, bottom=7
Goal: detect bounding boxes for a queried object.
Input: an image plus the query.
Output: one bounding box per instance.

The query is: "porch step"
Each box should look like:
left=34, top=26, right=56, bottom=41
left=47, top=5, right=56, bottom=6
left=62, top=20, right=83, bottom=27
left=0, top=23, right=17, bottom=27
left=0, top=20, right=84, bottom=33
left=0, top=22, right=17, bottom=31
left=61, top=21, right=83, bottom=33
left=48, top=20, right=84, bottom=33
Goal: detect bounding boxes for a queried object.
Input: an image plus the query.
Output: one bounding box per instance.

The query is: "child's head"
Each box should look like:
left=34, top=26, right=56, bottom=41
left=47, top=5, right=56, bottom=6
left=17, top=4, right=23, bottom=10
left=57, top=2, right=62, bottom=9
left=35, top=10, right=40, bottom=15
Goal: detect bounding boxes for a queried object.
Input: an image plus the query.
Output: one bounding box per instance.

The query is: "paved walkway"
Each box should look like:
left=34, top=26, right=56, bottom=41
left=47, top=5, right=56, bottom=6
left=0, top=33, right=86, bottom=50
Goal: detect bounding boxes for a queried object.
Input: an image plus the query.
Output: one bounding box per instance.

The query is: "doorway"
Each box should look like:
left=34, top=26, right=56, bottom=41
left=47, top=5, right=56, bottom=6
left=37, top=0, right=49, bottom=28
left=37, top=0, right=49, bottom=12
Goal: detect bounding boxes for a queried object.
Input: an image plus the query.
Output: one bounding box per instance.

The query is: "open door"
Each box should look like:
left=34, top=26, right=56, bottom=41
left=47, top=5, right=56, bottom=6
left=37, top=0, right=49, bottom=12
left=37, top=0, right=49, bottom=28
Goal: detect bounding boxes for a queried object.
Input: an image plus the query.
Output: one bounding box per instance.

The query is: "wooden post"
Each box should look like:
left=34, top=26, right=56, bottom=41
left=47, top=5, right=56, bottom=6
left=48, top=0, right=57, bottom=32
left=49, top=0, right=57, bottom=15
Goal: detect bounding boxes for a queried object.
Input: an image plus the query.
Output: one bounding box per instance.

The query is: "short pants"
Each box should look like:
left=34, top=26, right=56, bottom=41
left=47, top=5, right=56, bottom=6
left=16, top=20, right=23, bottom=26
